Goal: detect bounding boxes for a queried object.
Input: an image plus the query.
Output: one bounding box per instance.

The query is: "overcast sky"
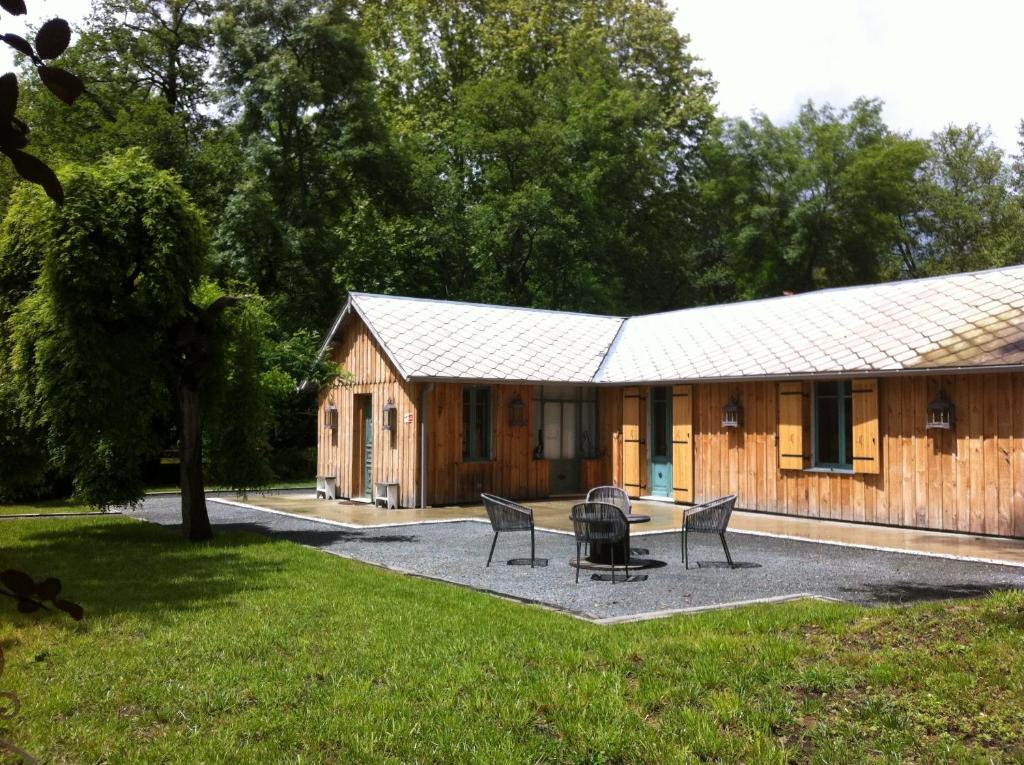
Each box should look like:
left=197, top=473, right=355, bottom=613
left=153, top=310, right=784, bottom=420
left=4, top=0, right=1021, bottom=154
left=670, top=0, right=1022, bottom=153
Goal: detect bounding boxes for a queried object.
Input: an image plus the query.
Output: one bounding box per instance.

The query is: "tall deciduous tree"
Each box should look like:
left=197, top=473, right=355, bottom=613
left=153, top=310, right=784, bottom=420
left=900, top=124, right=1024, bottom=277
left=695, top=100, right=929, bottom=299
left=0, top=150, right=273, bottom=538
left=213, top=0, right=397, bottom=333
left=355, top=0, right=715, bottom=313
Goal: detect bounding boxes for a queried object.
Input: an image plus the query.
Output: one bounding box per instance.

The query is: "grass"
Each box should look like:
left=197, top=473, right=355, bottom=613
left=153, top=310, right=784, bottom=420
left=0, top=498, right=99, bottom=516
left=1, top=512, right=1022, bottom=764
left=144, top=479, right=314, bottom=494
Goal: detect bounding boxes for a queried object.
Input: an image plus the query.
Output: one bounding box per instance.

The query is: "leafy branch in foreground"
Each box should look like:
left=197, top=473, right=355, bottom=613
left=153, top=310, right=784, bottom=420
left=0, top=1, right=85, bottom=203
left=0, top=568, right=82, bottom=764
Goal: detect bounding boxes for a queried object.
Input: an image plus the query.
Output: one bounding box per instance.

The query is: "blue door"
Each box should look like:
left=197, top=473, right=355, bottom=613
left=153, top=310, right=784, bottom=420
left=649, top=387, right=673, bottom=497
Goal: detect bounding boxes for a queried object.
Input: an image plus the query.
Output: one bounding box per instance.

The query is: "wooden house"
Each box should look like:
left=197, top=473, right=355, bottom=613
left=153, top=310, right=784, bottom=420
left=315, top=266, right=1024, bottom=539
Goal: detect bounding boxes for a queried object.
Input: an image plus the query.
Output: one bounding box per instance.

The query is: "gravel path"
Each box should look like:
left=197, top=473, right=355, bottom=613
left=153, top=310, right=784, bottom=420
left=132, top=495, right=1024, bottom=622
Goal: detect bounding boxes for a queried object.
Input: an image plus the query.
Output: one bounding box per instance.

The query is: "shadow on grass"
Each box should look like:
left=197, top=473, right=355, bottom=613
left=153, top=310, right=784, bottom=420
left=839, top=581, right=1021, bottom=604
left=5, top=520, right=291, bottom=620
left=157, top=520, right=420, bottom=546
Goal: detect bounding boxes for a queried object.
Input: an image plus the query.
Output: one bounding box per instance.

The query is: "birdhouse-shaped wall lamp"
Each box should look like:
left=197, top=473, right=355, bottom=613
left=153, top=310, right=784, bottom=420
left=382, top=399, right=398, bottom=432
left=325, top=404, right=338, bottom=431
left=926, top=391, right=955, bottom=431
left=721, top=396, right=743, bottom=428
left=509, top=395, right=527, bottom=427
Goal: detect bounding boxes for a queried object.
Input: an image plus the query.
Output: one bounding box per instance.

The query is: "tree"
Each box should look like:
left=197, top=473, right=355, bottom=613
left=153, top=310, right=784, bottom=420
left=900, top=124, right=1024, bottom=277
left=212, top=0, right=398, bottom=334
left=84, top=0, right=214, bottom=122
left=695, top=100, right=929, bottom=299
left=0, top=150, right=273, bottom=539
left=355, top=0, right=715, bottom=313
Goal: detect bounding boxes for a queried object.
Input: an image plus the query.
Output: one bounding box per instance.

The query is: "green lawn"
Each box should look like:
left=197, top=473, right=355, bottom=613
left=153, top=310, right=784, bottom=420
left=0, top=498, right=98, bottom=516
left=1, top=514, right=1022, bottom=764
left=144, top=479, right=314, bottom=494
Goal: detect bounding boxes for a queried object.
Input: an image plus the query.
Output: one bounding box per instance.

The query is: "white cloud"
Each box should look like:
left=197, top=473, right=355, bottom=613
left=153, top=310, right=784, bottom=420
left=669, top=0, right=1023, bottom=154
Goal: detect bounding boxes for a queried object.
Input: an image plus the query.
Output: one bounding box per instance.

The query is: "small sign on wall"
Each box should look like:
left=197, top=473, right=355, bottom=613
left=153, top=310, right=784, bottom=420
left=404, top=412, right=414, bottom=424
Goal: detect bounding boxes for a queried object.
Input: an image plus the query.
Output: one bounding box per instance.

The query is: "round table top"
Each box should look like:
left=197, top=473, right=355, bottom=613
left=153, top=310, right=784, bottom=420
left=626, top=513, right=651, bottom=524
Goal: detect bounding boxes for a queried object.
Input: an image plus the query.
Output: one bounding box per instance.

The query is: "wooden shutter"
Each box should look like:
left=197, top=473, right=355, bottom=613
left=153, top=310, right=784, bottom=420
left=778, top=381, right=807, bottom=470
left=851, top=378, right=880, bottom=474
left=671, top=385, right=693, bottom=502
left=622, top=387, right=643, bottom=497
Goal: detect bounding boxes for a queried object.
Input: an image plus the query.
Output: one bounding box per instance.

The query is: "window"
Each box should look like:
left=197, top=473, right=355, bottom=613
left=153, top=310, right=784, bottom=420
left=531, top=386, right=598, bottom=459
left=462, top=386, right=492, bottom=461
left=814, top=381, right=853, bottom=469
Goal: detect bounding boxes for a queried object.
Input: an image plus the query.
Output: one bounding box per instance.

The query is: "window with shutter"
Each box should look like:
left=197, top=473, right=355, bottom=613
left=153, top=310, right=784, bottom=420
left=671, top=385, right=693, bottom=501
left=851, top=378, right=880, bottom=474
left=778, top=382, right=807, bottom=470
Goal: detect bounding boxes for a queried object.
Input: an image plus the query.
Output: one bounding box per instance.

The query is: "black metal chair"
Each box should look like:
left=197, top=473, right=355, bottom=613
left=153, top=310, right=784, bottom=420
left=585, top=485, right=631, bottom=514
left=586, top=485, right=641, bottom=556
left=481, top=493, right=537, bottom=567
left=682, top=494, right=737, bottom=569
left=570, top=501, right=631, bottom=584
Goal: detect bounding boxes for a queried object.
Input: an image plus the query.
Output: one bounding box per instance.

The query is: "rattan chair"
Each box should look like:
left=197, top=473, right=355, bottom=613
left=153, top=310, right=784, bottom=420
left=682, top=494, right=737, bottom=569
left=585, top=485, right=632, bottom=514
left=481, top=493, right=537, bottom=567
left=583, top=486, right=632, bottom=556
left=570, top=501, right=631, bottom=583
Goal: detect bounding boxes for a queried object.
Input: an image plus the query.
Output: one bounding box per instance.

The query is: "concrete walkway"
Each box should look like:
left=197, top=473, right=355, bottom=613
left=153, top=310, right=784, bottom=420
left=133, top=494, right=1024, bottom=623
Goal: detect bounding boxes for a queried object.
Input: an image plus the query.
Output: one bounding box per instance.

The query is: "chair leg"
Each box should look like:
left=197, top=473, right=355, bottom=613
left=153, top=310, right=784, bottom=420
left=625, top=547, right=630, bottom=582
left=683, top=528, right=689, bottom=570
left=575, top=540, right=581, bottom=584
left=611, top=544, right=616, bottom=584
left=530, top=526, right=535, bottom=568
left=720, top=532, right=734, bottom=568
left=486, top=531, right=498, bottom=567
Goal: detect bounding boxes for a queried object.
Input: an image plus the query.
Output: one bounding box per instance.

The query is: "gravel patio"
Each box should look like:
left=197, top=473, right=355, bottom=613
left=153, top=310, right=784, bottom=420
left=132, top=494, right=1024, bottom=623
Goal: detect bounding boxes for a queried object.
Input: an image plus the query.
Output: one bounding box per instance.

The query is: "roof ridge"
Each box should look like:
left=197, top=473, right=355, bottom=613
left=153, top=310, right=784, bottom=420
left=350, top=291, right=624, bottom=321
left=632, top=263, right=1024, bottom=321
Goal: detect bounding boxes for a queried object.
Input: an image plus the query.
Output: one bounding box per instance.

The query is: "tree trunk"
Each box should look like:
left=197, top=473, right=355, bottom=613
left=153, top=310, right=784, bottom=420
left=179, top=381, right=212, bottom=541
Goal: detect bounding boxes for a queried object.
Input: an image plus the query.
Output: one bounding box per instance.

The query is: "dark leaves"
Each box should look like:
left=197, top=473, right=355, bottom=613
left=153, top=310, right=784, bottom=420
left=54, top=599, right=83, bottom=620
left=0, top=569, right=33, bottom=598
left=2, top=147, right=63, bottom=203
left=36, top=65, right=83, bottom=105
left=15, top=599, right=40, bottom=614
left=1, top=33, right=32, bottom=58
left=0, top=73, right=17, bottom=124
left=0, top=569, right=83, bottom=620
left=0, top=0, right=27, bottom=16
left=35, top=18, right=70, bottom=60
left=35, top=578, right=60, bottom=601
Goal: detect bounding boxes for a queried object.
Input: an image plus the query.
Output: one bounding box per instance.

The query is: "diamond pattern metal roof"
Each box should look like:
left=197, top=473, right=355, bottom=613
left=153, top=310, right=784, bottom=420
left=338, top=265, right=1024, bottom=384
left=595, top=265, right=1024, bottom=383
left=350, top=293, right=624, bottom=383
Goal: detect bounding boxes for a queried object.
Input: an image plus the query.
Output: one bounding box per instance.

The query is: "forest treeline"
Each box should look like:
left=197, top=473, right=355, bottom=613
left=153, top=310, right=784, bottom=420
left=3, top=0, right=1023, bottom=493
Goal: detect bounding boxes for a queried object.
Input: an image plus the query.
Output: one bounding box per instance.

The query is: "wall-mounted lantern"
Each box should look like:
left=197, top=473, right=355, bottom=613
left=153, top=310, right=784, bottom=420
left=325, top=404, right=338, bottom=430
left=926, top=391, right=955, bottom=430
left=721, top=396, right=743, bottom=428
left=382, top=399, right=398, bottom=431
left=509, top=394, right=527, bottom=427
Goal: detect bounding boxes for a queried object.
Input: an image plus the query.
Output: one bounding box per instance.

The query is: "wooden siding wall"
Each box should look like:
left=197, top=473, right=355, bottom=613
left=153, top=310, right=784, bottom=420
left=316, top=319, right=420, bottom=507
left=691, top=374, right=1024, bottom=538
left=426, top=384, right=548, bottom=505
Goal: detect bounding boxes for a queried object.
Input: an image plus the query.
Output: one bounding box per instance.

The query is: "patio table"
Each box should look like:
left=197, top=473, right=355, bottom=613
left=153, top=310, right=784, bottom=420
left=573, top=513, right=661, bottom=572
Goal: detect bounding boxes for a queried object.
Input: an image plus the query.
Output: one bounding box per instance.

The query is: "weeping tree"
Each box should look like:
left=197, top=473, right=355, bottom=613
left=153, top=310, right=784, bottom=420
left=1, top=149, right=273, bottom=539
